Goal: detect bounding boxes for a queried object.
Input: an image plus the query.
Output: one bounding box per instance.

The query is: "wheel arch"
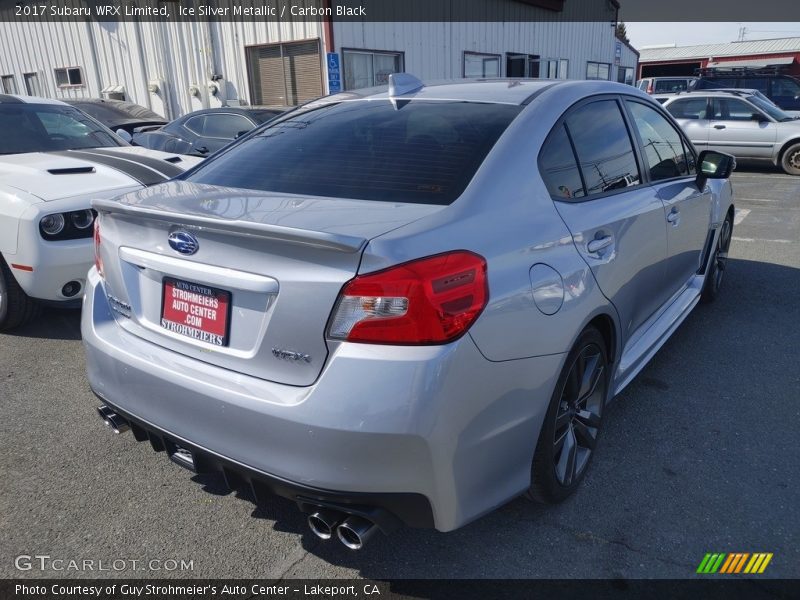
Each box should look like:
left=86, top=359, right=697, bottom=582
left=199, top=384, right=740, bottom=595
left=776, top=137, right=800, bottom=165
left=586, top=313, right=617, bottom=369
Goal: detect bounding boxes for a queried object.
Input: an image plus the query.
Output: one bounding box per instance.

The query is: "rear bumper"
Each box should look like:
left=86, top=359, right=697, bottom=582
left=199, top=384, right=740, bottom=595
left=82, top=269, right=563, bottom=531
left=93, top=394, right=433, bottom=532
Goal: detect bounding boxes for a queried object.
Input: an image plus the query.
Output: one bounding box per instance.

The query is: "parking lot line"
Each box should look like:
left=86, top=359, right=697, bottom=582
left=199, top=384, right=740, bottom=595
left=733, top=209, right=751, bottom=226
left=732, top=237, right=793, bottom=244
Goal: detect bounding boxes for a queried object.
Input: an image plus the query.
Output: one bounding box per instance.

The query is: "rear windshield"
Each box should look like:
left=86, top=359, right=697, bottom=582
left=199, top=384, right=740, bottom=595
left=185, top=100, right=521, bottom=205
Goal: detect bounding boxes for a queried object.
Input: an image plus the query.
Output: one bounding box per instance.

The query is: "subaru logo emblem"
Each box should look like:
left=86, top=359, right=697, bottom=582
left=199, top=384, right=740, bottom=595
left=168, top=231, right=199, bottom=255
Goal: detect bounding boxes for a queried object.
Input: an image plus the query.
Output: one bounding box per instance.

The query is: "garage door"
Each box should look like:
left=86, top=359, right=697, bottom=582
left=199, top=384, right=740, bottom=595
left=247, top=40, right=323, bottom=106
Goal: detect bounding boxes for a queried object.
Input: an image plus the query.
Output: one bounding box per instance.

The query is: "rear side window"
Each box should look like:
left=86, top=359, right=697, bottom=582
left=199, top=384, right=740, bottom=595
left=744, top=78, right=769, bottom=94
left=666, top=97, right=708, bottom=120
left=655, top=80, right=689, bottom=93
left=186, top=101, right=521, bottom=205
left=710, top=98, right=758, bottom=121
left=565, top=100, right=641, bottom=196
left=203, top=113, right=254, bottom=139
left=626, top=101, right=691, bottom=181
left=771, top=78, right=800, bottom=96
left=539, top=124, right=585, bottom=200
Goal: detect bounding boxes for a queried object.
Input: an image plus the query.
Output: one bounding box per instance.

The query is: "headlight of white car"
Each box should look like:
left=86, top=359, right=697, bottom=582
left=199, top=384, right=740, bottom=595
left=39, top=209, right=96, bottom=240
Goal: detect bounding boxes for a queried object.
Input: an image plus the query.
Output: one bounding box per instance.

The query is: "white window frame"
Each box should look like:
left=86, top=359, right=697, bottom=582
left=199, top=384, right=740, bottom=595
left=54, top=66, right=84, bottom=88
left=342, top=48, right=405, bottom=91
left=586, top=61, right=611, bottom=81
left=463, top=52, right=502, bottom=78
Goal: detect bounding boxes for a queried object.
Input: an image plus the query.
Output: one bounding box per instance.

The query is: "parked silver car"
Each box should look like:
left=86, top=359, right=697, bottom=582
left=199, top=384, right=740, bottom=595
left=661, top=89, right=800, bottom=175
left=83, top=76, right=735, bottom=549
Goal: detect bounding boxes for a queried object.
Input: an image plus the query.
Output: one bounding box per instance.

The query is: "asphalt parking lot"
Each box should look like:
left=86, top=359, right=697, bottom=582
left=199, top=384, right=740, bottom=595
left=1, top=166, right=798, bottom=580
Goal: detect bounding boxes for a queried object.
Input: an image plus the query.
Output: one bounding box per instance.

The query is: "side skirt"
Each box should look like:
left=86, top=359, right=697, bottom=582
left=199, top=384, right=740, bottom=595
left=612, top=274, right=704, bottom=397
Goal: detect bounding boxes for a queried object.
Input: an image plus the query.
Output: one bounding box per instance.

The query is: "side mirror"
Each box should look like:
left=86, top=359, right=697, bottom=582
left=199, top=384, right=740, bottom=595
left=696, top=150, right=736, bottom=189
left=115, top=128, right=133, bottom=143
left=751, top=113, right=768, bottom=122
left=235, top=130, right=249, bottom=139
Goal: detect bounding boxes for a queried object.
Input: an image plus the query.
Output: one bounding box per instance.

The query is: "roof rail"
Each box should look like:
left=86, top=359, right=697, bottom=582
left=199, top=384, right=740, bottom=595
left=695, top=65, right=789, bottom=77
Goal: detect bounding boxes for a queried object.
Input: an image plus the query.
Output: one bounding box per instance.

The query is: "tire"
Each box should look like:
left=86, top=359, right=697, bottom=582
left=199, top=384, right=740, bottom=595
left=527, top=326, right=609, bottom=504
left=0, top=257, right=41, bottom=331
left=701, top=213, right=733, bottom=304
left=780, top=142, right=800, bottom=176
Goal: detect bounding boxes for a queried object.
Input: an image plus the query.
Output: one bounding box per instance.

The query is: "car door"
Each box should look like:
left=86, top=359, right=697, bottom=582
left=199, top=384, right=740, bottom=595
left=707, top=97, right=777, bottom=158
left=664, top=96, right=711, bottom=150
left=543, top=98, right=672, bottom=340
left=625, top=99, right=712, bottom=289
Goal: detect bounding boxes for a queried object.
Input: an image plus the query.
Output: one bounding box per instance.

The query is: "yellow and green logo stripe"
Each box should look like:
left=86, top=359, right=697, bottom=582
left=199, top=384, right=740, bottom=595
left=696, top=553, right=773, bottom=574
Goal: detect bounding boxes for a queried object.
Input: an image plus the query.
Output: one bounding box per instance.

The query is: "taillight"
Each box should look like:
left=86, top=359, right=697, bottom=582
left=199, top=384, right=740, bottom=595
left=93, top=217, right=104, bottom=278
left=328, top=251, right=488, bottom=345
left=646, top=83, right=654, bottom=94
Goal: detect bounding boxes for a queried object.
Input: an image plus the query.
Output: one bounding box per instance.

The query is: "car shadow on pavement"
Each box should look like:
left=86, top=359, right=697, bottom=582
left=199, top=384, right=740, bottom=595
left=3, top=306, right=82, bottom=340
left=244, top=257, right=800, bottom=578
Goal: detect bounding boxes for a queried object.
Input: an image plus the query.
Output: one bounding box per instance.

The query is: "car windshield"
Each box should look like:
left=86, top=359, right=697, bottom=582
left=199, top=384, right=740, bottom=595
left=748, top=95, right=795, bottom=122
left=0, top=104, right=123, bottom=154
left=185, top=100, right=521, bottom=205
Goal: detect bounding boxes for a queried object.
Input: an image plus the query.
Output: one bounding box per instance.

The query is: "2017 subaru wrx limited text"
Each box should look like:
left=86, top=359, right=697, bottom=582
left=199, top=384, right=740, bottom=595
left=83, top=75, right=735, bottom=550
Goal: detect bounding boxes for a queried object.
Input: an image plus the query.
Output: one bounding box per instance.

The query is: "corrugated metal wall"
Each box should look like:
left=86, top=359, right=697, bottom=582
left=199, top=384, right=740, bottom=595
left=0, top=0, right=637, bottom=119
left=0, top=11, right=322, bottom=118
left=333, top=21, right=632, bottom=82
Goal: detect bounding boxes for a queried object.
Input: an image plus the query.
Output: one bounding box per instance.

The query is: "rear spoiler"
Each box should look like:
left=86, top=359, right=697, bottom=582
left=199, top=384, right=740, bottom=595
left=92, top=198, right=367, bottom=253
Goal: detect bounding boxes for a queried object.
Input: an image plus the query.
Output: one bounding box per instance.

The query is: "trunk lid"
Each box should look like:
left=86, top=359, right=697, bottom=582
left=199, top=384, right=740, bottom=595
left=95, top=181, right=443, bottom=386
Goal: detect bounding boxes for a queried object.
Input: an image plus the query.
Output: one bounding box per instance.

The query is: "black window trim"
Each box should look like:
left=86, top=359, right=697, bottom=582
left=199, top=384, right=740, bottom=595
left=538, top=93, right=647, bottom=204
left=621, top=96, right=700, bottom=186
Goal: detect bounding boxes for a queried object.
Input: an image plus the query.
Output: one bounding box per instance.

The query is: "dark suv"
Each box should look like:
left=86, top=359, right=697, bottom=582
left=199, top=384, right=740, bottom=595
left=693, top=69, right=800, bottom=114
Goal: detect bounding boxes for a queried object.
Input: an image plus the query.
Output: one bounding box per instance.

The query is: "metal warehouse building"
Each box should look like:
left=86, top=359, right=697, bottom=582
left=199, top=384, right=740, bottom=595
left=0, top=0, right=638, bottom=119
left=638, top=37, right=800, bottom=79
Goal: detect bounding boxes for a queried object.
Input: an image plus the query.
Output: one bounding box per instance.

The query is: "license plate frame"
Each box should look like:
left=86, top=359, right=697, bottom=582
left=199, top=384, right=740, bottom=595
left=160, top=277, right=232, bottom=347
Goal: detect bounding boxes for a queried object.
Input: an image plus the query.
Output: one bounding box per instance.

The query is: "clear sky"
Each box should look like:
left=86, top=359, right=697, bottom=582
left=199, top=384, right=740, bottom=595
left=624, top=22, right=800, bottom=50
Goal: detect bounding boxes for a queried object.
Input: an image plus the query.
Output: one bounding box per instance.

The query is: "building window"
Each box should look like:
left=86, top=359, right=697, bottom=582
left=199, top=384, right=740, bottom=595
left=23, top=72, right=42, bottom=96
left=586, top=62, right=611, bottom=81
left=539, top=58, right=569, bottom=79
left=342, top=49, right=404, bottom=90
left=506, top=53, right=541, bottom=78
left=617, top=67, right=635, bottom=86
left=463, top=52, right=501, bottom=78
left=246, top=39, right=323, bottom=106
left=1, top=75, right=17, bottom=94
left=54, top=67, right=84, bottom=87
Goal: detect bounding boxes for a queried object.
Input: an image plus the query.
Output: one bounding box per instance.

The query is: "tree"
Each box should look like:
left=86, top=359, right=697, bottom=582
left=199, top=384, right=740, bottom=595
left=616, top=21, right=630, bottom=44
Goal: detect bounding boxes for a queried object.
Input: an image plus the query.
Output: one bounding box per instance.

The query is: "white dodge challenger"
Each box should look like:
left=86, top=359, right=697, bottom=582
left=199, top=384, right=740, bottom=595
left=0, top=94, right=202, bottom=330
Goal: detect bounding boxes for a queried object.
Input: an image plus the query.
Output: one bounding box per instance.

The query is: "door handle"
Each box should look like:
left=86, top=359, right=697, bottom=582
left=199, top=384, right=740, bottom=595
left=587, top=236, right=614, bottom=254
left=713, top=124, right=727, bottom=130
left=667, top=209, right=680, bottom=224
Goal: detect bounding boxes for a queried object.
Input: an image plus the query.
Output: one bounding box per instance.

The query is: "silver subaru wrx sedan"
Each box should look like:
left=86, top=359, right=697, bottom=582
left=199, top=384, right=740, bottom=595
left=83, top=76, right=735, bottom=549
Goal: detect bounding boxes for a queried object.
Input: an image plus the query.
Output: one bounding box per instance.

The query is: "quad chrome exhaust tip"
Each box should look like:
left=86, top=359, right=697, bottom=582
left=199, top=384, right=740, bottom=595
left=336, top=516, right=377, bottom=550
left=307, top=510, right=344, bottom=540
left=96, top=405, right=129, bottom=434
